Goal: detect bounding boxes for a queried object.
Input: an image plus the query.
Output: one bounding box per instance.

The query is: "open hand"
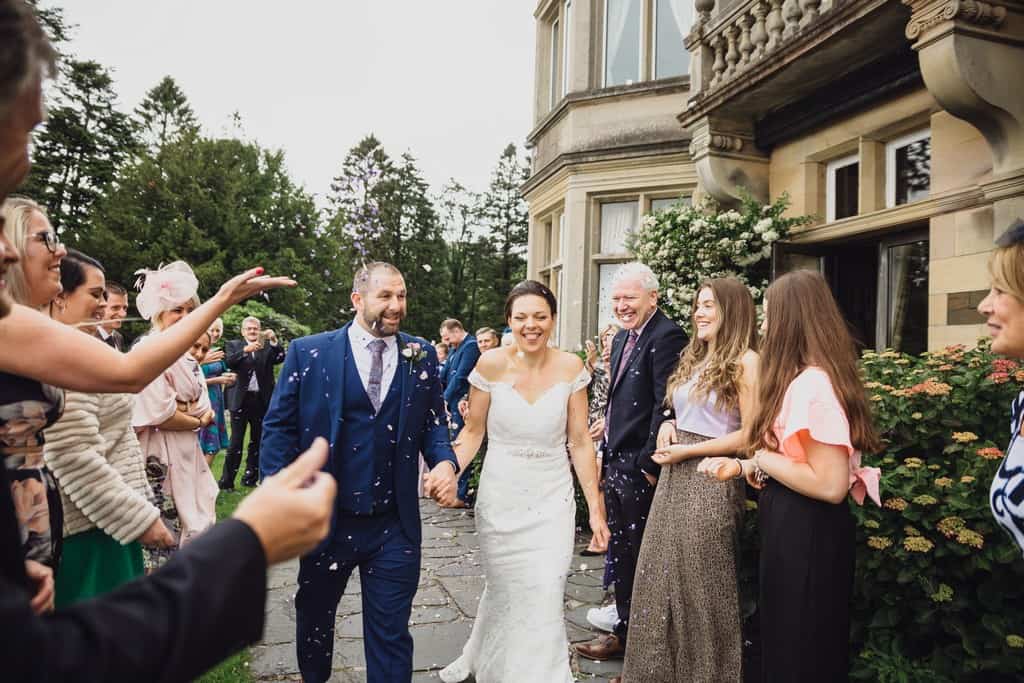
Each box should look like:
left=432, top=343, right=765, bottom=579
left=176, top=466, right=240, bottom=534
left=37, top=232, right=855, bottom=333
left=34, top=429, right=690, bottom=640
left=652, top=443, right=689, bottom=466
left=204, top=348, right=225, bottom=364
left=25, top=559, right=54, bottom=614
left=216, top=267, right=296, bottom=308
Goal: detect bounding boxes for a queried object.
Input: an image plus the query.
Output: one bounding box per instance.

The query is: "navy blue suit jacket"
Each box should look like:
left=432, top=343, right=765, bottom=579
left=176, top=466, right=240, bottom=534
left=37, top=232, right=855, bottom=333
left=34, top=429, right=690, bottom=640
left=260, top=323, right=457, bottom=546
left=442, top=336, right=479, bottom=414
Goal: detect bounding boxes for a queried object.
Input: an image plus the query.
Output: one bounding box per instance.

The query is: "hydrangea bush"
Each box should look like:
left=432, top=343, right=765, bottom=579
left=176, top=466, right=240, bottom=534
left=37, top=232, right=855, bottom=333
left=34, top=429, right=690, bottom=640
left=626, top=193, right=812, bottom=330
left=849, top=341, right=1024, bottom=682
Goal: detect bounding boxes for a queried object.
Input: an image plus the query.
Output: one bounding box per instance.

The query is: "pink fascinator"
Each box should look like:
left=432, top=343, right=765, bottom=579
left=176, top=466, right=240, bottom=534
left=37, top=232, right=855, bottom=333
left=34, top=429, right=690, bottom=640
left=134, top=261, right=199, bottom=321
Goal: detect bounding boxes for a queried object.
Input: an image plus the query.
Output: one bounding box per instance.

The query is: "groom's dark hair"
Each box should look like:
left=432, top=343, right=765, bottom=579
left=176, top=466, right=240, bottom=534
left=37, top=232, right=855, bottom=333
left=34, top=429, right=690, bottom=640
left=352, top=261, right=402, bottom=294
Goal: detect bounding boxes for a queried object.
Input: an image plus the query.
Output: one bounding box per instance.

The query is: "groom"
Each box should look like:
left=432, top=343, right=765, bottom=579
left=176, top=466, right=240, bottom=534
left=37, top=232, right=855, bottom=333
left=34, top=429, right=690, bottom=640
left=260, top=262, right=460, bottom=683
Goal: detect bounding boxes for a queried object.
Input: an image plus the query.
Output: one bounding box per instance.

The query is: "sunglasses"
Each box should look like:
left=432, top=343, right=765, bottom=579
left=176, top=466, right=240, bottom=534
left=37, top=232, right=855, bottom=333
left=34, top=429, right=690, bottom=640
left=33, top=230, right=61, bottom=255
left=995, top=219, right=1024, bottom=248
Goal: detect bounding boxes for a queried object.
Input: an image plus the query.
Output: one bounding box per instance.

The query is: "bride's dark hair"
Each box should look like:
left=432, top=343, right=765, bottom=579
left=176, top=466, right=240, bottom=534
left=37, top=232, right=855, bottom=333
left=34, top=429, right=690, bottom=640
left=504, top=280, right=558, bottom=321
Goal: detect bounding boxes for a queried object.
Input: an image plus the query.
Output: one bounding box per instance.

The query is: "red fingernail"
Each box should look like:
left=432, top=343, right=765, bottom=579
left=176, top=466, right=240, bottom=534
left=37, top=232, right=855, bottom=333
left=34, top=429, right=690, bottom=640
left=255, top=267, right=264, bottom=275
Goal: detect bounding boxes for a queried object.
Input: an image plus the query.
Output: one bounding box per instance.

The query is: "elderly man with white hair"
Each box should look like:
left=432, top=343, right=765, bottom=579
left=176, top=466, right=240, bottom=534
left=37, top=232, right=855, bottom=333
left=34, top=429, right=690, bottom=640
left=575, top=262, right=688, bottom=667
left=221, top=316, right=285, bottom=489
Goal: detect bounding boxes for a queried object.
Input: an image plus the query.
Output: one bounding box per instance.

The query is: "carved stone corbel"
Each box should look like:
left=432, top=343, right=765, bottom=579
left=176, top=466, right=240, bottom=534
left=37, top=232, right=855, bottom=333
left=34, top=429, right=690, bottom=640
left=904, top=0, right=1024, bottom=176
left=688, top=116, right=770, bottom=204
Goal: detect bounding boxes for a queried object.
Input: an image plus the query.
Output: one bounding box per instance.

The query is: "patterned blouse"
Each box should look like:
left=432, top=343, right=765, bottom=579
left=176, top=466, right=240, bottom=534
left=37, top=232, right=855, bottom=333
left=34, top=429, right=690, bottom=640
left=587, top=362, right=610, bottom=426
left=991, top=390, right=1024, bottom=556
left=0, top=370, right=64, bottom=568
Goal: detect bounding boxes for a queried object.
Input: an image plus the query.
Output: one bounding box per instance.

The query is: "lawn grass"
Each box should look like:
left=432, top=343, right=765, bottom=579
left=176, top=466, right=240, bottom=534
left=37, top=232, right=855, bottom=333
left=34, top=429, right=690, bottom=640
left=196, top=440, right=257, bottom=683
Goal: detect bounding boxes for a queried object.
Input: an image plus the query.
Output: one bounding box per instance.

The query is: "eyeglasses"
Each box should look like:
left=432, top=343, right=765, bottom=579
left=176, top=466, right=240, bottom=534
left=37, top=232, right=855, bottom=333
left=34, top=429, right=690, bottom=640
left=995, top=219, right=1024, bottom=248
left=33, top=230, right=61, bottom=255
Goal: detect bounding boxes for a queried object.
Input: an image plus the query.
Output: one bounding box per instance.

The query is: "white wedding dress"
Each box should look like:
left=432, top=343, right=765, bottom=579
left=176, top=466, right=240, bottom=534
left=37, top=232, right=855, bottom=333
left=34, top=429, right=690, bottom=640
left=440, top=368, right=590, bottom=683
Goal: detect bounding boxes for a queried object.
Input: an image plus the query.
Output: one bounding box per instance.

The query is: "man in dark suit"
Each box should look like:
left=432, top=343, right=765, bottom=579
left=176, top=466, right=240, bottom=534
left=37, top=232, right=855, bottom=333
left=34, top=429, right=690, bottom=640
left=221, top=316, right=285, bottom=489
left=261, top=262, right=459, bottom=683
left=96, top=282, right=128, bottom=351
left=575, top=263, right=687, bottom=666
left=440, top=318, right=480, bottom=505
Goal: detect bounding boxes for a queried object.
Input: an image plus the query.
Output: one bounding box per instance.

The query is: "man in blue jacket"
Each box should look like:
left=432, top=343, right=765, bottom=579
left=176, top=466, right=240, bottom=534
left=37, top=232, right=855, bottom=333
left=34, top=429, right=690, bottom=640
left=439, top=318, right=480, bottom=506
left=261, top=263, right=459, bottom=683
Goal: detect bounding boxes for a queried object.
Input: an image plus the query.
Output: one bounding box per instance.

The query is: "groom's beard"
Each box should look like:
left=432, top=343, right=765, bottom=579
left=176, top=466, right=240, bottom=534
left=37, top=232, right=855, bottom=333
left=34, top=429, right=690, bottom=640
left=362, top=308, right=404, bottom=337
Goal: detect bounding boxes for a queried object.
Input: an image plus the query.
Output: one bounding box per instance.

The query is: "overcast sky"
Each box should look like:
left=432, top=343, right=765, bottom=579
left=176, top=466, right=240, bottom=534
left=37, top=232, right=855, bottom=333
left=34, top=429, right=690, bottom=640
left=53, top=1, right=536, bottom=202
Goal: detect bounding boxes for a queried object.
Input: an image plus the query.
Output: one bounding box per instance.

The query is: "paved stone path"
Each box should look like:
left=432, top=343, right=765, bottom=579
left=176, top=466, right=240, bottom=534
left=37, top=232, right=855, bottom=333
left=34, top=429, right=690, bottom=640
left=251, top=499, right=623, bottom=682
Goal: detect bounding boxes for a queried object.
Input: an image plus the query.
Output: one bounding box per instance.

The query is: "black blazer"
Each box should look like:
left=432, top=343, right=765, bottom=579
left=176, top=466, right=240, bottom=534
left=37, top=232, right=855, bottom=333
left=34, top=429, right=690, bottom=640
left=602, top=308, right=688, bottom=478
left=0, top=462, right=267, bottom=682
left=224, top=338, right=286, bottom=411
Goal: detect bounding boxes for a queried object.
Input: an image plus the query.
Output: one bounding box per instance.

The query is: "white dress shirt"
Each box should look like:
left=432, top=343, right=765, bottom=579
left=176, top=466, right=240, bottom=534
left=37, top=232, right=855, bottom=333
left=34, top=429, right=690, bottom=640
left=348, top=322, right=399, bottom=399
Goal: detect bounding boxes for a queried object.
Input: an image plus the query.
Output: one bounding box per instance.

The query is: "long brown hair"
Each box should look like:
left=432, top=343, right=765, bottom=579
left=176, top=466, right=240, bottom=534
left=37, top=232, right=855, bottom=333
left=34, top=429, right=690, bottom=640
left=747, top=270, right=881, bottom=455
left=666, top=277, right=757, bottom=412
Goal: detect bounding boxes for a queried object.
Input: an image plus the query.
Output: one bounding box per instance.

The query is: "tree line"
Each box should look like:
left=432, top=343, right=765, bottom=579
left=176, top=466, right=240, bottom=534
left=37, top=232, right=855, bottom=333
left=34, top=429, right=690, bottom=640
left=21, top=2, right=529, bottom=341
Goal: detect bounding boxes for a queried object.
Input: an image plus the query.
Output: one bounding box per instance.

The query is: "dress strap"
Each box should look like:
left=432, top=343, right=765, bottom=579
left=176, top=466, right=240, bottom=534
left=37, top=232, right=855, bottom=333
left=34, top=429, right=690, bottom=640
left=468, top=370, right=492, bottom=393
left=569, top=368, right=592, bottom=393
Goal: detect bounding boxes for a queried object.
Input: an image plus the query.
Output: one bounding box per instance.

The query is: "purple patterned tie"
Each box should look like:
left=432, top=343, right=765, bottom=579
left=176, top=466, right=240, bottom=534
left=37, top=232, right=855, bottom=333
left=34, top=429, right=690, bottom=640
left=605, top=330, right=639, bottom=441
left=367, top=339, right=386, bottom=412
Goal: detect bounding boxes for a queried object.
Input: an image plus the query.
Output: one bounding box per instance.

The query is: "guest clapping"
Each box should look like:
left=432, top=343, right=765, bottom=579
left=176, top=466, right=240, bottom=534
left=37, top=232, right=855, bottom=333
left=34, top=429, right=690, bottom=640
left=221, top=317, right=284, bottom=489
left=978, top=220, right=1024, bottom=555
left=46, top=250, right=172, bottom=605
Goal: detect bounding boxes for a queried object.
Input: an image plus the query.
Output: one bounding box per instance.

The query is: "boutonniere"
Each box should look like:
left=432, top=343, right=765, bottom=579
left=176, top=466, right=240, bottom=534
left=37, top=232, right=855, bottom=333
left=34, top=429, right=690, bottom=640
left=400, top=341, right=429, bottom=375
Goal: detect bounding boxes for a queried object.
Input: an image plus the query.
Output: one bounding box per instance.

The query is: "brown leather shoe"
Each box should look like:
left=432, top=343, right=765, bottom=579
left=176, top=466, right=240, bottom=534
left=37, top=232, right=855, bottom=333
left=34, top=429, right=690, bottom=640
left=574, top=633, right=624, bottom=660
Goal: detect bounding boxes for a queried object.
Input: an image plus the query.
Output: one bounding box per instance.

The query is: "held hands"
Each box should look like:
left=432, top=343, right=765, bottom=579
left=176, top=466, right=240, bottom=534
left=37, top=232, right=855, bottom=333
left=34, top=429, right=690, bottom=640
left=697, top=456, right=763, bottom=488
left=423, top=461, right=458, bottom=507
left=25, top=559, right=54, bottom=614
left=233, top=437, right=336, bottom=565
left=587, top=418, right=605, bottom=441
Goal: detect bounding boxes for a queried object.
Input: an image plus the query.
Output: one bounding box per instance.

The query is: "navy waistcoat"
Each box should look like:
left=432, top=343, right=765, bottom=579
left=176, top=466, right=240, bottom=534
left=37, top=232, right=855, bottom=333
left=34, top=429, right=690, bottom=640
left=338, top=349, right=401, bottom=516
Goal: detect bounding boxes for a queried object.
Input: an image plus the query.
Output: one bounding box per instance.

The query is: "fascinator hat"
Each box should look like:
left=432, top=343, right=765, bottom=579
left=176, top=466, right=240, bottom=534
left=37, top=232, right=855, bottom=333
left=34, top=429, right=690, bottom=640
left=134, top=261, right=200, bottom=321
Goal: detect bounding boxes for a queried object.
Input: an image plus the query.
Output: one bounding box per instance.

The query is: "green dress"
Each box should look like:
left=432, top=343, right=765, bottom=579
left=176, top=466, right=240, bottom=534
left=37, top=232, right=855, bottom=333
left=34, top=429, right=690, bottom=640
left=55, top=528, right=144, bottom=607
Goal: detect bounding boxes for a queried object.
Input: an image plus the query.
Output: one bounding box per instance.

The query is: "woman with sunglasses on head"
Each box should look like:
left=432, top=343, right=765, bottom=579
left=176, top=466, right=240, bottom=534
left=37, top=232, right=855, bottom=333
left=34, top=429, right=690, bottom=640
left=700, top=270, right=882, bottom=682
left=979, top=220, right=1024, bottom=556
left=45, top=250, right=173, bottom=605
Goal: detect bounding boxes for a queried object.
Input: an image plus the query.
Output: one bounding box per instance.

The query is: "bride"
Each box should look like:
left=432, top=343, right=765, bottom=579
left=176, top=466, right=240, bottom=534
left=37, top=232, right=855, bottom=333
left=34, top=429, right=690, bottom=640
left=440, top=280, right=610, bottom=683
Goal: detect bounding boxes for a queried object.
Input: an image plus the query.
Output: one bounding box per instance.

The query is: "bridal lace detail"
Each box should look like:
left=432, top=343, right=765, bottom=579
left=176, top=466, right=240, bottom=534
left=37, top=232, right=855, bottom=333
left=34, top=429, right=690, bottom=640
left=440, top=367, right=590, bottom=683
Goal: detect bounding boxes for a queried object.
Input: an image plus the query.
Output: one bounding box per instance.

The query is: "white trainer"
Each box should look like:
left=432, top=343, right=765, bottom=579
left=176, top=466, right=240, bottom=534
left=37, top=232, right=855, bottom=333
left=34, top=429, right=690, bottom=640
left=585, top=603, right=618, bottom=633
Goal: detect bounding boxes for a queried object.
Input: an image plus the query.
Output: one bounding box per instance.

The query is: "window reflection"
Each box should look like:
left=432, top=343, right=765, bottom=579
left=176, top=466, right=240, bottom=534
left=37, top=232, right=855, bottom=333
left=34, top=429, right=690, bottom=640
left=605, top=0, right=642, bottom=86
left=887, top=240, right=928, bottom=355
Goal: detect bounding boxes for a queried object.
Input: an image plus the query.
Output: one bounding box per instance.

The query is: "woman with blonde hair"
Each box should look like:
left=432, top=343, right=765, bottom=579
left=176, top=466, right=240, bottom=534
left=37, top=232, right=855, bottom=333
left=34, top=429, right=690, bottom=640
left=979, top=220, right=1024, bottom=555
left=701, top=269, right=882, bottom=682
left=618, top=277, right=758, bottom=683
left=580, top=322, right=619, bottom=559
left=131, top=262, right=218, bottom=570
left=0, top=196, right=67, bottom=310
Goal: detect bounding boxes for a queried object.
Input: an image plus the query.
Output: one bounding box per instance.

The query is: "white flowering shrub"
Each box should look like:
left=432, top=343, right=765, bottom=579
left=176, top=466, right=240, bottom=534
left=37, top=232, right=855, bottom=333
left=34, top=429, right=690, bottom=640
left=627, top=193, right=811, bottom=330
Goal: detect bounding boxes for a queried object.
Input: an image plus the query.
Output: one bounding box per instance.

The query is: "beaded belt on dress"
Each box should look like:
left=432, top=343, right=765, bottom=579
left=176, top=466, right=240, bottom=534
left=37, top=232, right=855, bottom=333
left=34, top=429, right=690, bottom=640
left=489, top=441, right=567, bottom=459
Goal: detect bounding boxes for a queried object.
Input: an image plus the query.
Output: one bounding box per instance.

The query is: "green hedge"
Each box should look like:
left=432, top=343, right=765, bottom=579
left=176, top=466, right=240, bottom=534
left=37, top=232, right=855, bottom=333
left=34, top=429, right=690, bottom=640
left=847, top=341, right=1024, bottom=681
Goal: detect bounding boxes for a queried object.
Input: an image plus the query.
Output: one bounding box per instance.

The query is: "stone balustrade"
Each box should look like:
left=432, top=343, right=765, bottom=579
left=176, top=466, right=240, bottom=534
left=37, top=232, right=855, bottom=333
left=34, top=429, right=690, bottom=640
left=693, top=0, right=839, bottom=91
